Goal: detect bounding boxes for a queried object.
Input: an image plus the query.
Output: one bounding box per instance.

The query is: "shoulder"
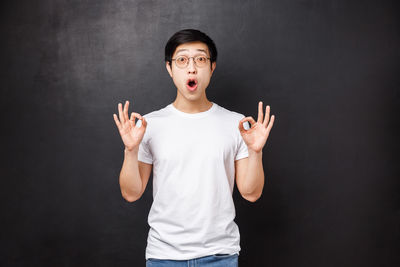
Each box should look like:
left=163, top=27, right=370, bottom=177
left=213, top=103, right=248, bottom=132
left=135, top=104, right=171, bottom=131
left=141, top=104, right=172, bottom=120
left=214, top=103, right=246, bottom=121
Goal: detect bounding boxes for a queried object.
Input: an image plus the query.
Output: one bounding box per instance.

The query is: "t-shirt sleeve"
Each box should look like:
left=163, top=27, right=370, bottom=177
left=137, top=118, right=153, bottom=164
left=138, top=138, right=153, bottom=164
left=235, top=116, right=249, bottom=161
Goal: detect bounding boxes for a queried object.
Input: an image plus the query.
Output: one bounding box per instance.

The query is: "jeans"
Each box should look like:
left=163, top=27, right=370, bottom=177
left=146, top=253, right=239, bottom=267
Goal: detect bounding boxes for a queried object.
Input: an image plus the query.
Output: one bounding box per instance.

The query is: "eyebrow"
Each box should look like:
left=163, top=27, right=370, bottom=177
left=175, top=49, right=208, bottom=55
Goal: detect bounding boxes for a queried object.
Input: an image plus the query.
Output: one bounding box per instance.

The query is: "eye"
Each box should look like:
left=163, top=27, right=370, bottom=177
left=177, top=56, right=187, bottom=63
left=196, top=56, right=207, bottom=62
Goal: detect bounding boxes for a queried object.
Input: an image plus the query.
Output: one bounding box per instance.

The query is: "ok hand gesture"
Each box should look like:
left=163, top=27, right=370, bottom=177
left=113, top=100, right=147, bottom=151
left=238, top=101, right=275, bottom=153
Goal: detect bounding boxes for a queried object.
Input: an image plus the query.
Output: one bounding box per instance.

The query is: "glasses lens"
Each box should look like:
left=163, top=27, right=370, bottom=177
left=174, top=56, right=208, bottom=68
left=195, top=56, right=208, bottom=67
left=176, top=56, right=188, bottom=68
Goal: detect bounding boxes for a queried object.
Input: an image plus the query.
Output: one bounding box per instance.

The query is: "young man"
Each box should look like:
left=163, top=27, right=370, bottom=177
left=113, top=29, right=275, bottom=266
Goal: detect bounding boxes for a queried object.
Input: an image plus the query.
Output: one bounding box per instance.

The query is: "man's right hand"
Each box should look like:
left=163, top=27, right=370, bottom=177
left=113, top=100, right=147, bottom=151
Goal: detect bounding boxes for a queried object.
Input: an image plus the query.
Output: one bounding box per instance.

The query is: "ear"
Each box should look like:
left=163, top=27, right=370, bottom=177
left=166, top=61, right=173, bottom=78
left=211, top=61, right=216, bottom=74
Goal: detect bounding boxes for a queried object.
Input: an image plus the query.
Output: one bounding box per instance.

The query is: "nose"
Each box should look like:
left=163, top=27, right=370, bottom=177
left=187, top=58, right=197, bottom=74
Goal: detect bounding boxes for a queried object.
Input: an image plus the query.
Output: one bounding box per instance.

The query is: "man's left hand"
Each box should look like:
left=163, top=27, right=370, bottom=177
left=238, top=101, right=275, bottom=153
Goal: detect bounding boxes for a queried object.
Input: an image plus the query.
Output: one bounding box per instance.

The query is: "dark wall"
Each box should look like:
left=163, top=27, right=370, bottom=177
left=1, top=0, right=399, bottom=266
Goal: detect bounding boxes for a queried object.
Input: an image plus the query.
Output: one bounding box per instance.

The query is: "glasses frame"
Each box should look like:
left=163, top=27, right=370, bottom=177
left=171, top=55, right=211, bottom=69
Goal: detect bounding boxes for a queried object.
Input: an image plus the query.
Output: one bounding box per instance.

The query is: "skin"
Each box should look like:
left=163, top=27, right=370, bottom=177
left=166, top=41, right=217, bottom=113
left=235, top=101, right=275, bottom=202
left=113, top=41, right=276, bottom=202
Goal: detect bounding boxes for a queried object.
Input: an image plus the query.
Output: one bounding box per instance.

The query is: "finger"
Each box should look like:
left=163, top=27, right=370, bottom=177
left=263, top=105, right=270, bottom=127
left=266, top=115, right=275, bottom=132
left=141, top=116, right=147, bottom=128
left=238, top=120, right=246, bottom=134
left=129, top=112, right=136, bottom=127
left=123, top=100, right=129, bottom=122
left=247, top=116, right=257, bottom=127
left=113, top=113, right=122, bottom=130
left=142, top=117, right=147, bottom=128
left=130, top=112, right=143, bottom=127
left=257, top=101, right=263, bottom=124
left=240, top=116, right=257, bottom=128
left=118, top=103, right=125, bottom=124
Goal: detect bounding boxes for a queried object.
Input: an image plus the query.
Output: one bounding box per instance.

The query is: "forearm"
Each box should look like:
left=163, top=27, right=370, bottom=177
left=243, top=149, right=265, bottom=201
left=119, top=148, right=142, bottom=202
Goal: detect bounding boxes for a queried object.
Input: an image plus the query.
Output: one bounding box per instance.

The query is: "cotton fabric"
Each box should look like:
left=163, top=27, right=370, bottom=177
left=137, top=102, right=249, bottom=260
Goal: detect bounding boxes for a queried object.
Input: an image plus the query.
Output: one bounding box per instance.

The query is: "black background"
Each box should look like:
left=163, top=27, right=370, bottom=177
left=1, top=0, right=399, bottom=266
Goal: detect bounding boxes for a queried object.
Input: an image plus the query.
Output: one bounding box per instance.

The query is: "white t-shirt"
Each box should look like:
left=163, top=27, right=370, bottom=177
left=137, top=101, right=249, bottom=260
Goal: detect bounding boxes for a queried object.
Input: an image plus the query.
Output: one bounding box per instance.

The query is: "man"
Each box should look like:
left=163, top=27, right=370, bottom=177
left=113, top=29, right=275, bottom=266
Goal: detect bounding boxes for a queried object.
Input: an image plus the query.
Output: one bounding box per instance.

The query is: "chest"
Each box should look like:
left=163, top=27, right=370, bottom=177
left=149, top=120, right=237, bottom=165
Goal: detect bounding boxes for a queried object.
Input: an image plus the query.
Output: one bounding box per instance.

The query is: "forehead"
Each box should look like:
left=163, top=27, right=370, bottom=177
left=173, top=41, right=209, bottom=56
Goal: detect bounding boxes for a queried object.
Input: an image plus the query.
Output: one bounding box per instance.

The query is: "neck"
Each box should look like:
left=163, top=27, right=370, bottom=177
left=172, top=96, right=213, bottom=114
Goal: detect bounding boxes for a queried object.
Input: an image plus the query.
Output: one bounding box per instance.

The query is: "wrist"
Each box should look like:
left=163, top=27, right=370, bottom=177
left=248, top=149, right=262, bottom=157
left=125, top=146, right=139, bottom=153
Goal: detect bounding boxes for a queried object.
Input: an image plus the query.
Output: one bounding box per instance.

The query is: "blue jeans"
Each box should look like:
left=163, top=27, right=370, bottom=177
left=146, top=253, right=239, bottom=267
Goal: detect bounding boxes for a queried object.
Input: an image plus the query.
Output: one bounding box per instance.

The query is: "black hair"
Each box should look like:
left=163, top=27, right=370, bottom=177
left=165, top=29, right=218, bottom=67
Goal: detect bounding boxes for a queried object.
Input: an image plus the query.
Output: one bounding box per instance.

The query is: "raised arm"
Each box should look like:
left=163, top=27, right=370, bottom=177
left=113, top=100, right=152, bottom=202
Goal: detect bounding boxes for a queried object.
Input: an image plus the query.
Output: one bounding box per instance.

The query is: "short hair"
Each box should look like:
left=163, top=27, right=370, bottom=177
left=165, top=29, right=218, bottom=66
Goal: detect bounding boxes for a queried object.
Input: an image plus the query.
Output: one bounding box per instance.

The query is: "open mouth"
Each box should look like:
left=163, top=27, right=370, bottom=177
left=186, top=78, right=198, bottom=91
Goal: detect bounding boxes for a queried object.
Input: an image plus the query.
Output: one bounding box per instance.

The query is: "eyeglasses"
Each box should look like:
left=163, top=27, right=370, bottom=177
left=171, top=55, right=211, bottom=68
